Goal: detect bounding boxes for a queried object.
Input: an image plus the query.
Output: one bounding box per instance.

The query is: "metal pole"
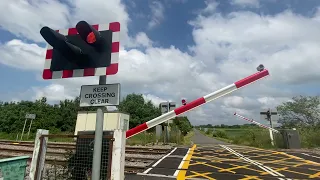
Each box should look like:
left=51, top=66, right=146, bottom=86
left=20, top=118, right=28, bottom=141
left=165, top=101, right=170, bottom=144
left=27, top=119, right=34, bottom=139
left=92, top=75, right=106, bottom=180
left=268, top=109, right=275, bottom=146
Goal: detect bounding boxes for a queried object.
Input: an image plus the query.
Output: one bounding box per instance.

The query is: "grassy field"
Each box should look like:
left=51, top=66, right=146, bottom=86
left=200, top=127, right=320, bottom=149
left=201, top=128, right=275, bottom=148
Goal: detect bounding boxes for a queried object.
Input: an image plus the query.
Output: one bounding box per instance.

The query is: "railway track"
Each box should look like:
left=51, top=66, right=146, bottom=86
left=0, top=140, right=172, bottom=174
left=0, top=140, right=170, bottom=153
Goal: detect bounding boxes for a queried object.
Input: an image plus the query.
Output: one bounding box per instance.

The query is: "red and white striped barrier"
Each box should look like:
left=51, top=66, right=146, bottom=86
left=126, top=69, right=270, bottom=138
left=234, top=112, right=279, bottom=133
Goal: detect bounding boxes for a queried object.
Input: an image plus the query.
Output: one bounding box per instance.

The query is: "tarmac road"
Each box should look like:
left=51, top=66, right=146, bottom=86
left=191, top=129, right=229, bottom=145
left=129, top=129, right=320, bottom=179
left=182, top=129, right=320, bottom=179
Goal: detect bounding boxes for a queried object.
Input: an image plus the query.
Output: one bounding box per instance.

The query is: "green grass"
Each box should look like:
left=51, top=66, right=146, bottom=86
left=126, top=131, right=157, bottom=145
left=182, top=130, right=195, bottom=145
left=199, top=127, right=320, bottom=149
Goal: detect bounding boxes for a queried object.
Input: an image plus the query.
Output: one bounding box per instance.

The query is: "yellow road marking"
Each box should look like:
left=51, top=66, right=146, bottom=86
left=228, top=164, right=265, bottom=174
left=186, top=171, right=216, bottom=180
left=240, top=175, right=264, bottom=180
left=194, top=161, right=237, bottom=173
left=310, top=171, right=320, bottom=178
left=177, top=144, right=197, bottom=180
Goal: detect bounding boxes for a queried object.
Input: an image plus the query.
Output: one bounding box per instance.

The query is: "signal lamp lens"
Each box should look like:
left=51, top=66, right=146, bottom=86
left=86, top=32, right=96, bottom=44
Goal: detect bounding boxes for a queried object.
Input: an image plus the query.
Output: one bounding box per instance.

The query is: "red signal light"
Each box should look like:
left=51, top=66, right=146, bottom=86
left=87, top=32, right=96, bottom=44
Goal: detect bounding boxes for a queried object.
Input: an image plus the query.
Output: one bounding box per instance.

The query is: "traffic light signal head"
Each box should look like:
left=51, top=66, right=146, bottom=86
left=40, top=21, right=120, bottom=80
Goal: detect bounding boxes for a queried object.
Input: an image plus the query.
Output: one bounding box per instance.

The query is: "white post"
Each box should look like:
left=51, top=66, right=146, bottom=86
left=110, top=124, right=127, bottom=179
left=269, top=129, right=274, bottom=146
left=20, top=118, right=28, bottom=141
left=269, top=113, right=275, bottom=146
left=29, top=129, right=49, bottom=180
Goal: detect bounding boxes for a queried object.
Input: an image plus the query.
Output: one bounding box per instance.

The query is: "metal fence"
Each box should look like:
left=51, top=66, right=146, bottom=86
left=35, top=133, right=114, bottom=180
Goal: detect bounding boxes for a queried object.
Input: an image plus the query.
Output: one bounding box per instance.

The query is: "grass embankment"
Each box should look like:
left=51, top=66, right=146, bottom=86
left=183, top=130, right=195, bottom=145
left=200, top=127, right=320, bottom=149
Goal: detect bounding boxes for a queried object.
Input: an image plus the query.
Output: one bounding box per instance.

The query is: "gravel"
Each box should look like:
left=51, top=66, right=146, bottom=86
left=127, top=144, right=172, bottom=149
left=126, top=153, right=163, bottom=159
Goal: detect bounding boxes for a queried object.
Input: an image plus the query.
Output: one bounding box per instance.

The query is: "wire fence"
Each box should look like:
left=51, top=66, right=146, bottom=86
left=37, top=132, right=114, bottom=180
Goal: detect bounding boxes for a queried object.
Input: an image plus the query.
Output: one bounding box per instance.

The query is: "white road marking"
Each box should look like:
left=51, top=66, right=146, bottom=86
left=301, top=153, right=320, bottom=159
left=220, top=145, right=288, bottom=179
left=173, top=148, right=191, bottom=176
left=142, top=147, right=177, bottom=174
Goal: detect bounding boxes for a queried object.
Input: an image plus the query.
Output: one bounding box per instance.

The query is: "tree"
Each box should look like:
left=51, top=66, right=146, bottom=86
left=0, top=93, right=194, bottom=136
left=277, top=95, right=320, bottom=127
left=172, top=116, right=192, bottom=135
left=117, top=93, right=161, bottom=129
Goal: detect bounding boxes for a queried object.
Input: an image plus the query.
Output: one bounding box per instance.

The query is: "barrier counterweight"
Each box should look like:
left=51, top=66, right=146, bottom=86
left=126, top=69, right=270, bottom=138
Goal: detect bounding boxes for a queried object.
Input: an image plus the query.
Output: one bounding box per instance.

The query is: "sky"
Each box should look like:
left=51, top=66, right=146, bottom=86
left=0, top=0, right=319, bottom=126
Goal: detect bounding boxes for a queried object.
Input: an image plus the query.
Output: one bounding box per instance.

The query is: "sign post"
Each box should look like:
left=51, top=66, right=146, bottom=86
left=26, top=114, right=36, bottom=139
left=260, top=109, right=278, bottom=146
left=39, top=20, right=121, bottom=180
left=159, top=102, right=176, bottom=144
left=21, top=113, right=36, bottom=141
left=80, top=82, right=120, bottom=179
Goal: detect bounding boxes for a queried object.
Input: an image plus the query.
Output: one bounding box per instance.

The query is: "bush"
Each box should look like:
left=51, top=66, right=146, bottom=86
left=230, top=129, right=272, bottom=148
left=298, top=126, right=320, bottom=148
left=206, top=128, right=213, bottom=135
left=212, top=130, right=228, bottom=139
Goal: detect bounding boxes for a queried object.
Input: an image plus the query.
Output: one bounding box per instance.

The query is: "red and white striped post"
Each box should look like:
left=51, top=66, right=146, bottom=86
left=234, top=112, right=279, bottom=133
left=126, top=69, right=270, bottom=139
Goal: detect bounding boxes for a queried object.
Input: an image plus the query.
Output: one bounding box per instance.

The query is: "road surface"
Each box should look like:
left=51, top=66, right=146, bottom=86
left=132, top=129, right=320, bottom=179
left=191, top=129, right=229, bottom=145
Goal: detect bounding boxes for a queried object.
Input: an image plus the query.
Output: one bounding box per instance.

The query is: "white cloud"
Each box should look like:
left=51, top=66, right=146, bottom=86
left=230, top=0, right=260, bottom=8
left=0, top=0, right=70, bottom=42
left=126, top=32, right=153, bottom=48
left=148, top=1, right=165, bottom=29
left=202, top=0, right=219, bottom=14
left=0, top=1, right=319, bottom=126
left=142, top=94, right=167, bottom=106
left=32, top=84, right=74, bottom=101
left=0, top=39, right=45, bottom=70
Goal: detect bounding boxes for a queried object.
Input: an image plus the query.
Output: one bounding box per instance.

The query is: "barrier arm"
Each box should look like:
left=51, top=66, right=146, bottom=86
left=234, top=112, right=279, bottom=133
left=126, top=69, right=270, bottom=139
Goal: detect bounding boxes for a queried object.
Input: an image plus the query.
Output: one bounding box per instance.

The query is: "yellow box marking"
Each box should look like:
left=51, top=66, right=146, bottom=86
left=185, top=171, right=216, bottom=180
left=240, top=175, right=264, bottom=180
left=177, top=144, right=197, bottom=180
left=310, top=171, right=320, bottom=178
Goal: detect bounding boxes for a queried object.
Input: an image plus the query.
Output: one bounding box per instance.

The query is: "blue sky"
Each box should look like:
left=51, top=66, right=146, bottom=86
left=0, top=0, right=319, bottom=125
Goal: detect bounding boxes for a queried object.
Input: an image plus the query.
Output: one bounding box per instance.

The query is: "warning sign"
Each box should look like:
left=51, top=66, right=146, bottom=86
left=79, top=83, right=120, bottom=107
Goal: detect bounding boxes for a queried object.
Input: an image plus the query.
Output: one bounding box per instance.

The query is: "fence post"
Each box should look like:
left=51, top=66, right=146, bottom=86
left=110, top=129, right=126, bottom=179
left=29, top=129, right=49, bottom=180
